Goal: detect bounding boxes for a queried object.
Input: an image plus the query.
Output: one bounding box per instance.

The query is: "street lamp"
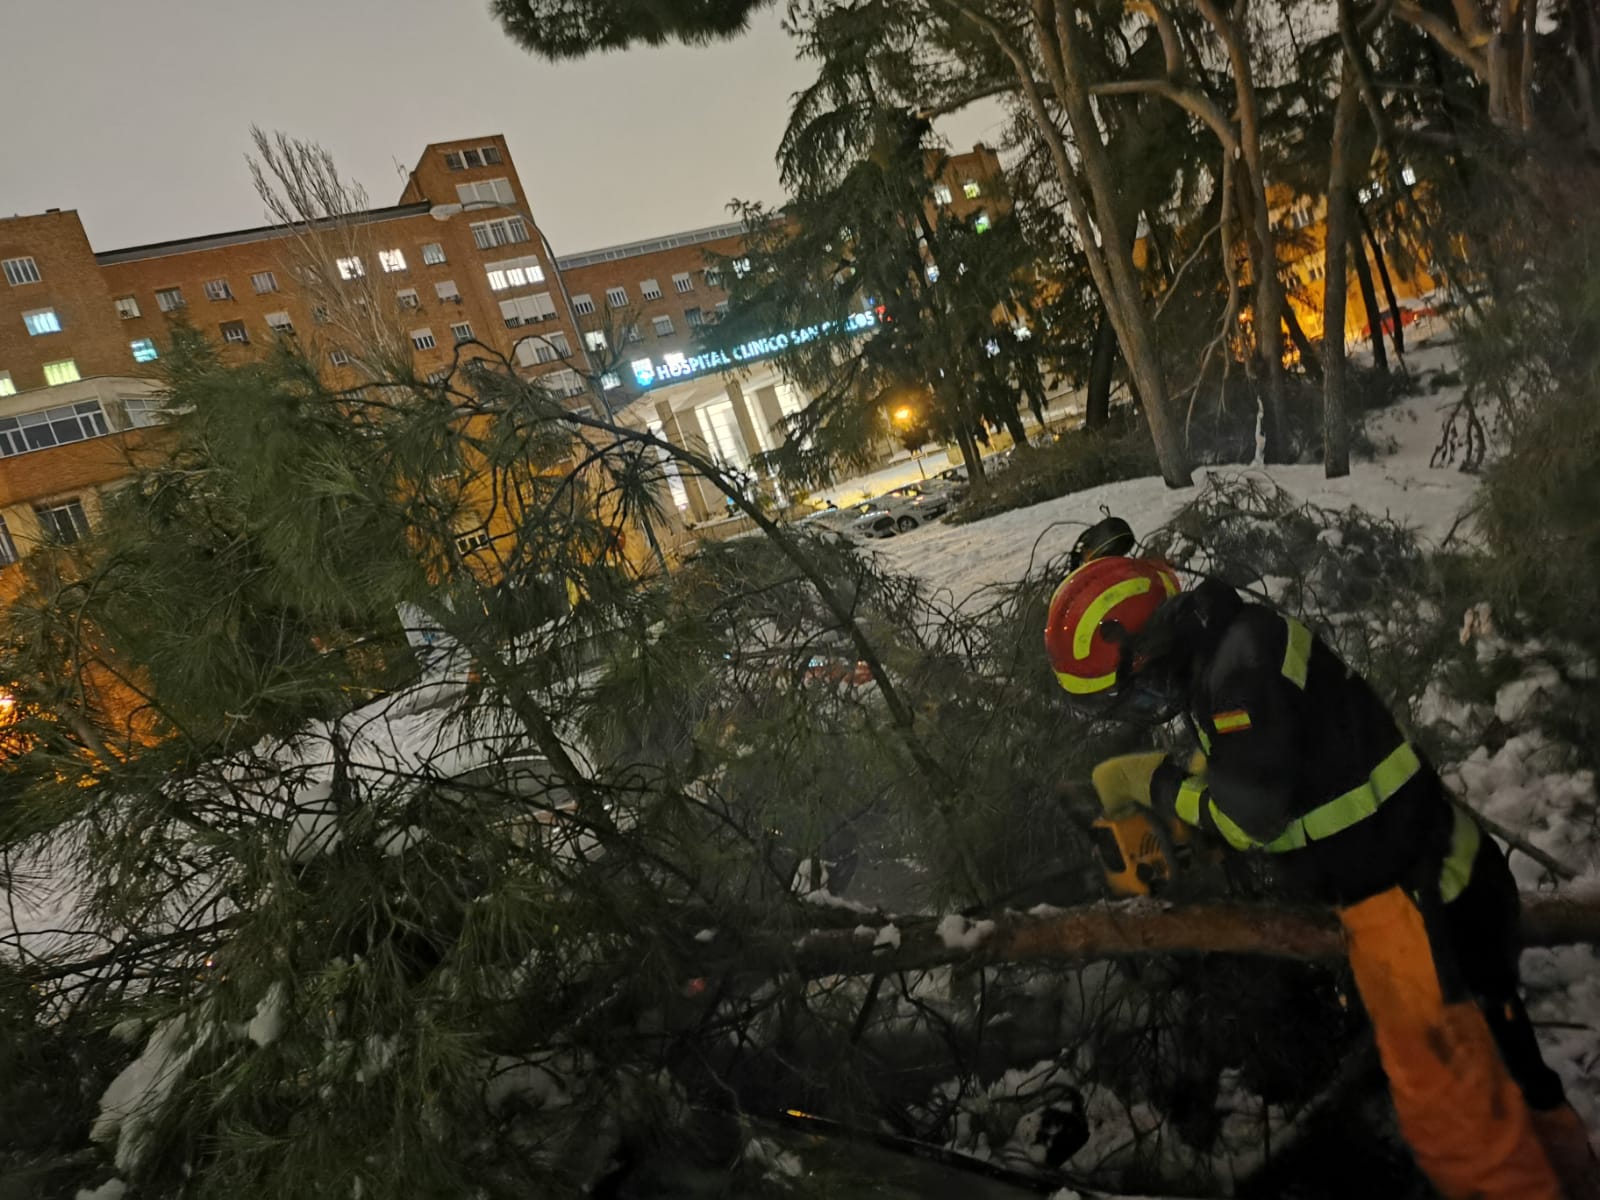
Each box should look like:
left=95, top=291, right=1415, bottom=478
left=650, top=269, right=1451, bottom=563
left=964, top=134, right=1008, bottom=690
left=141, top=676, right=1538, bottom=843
left=892, top=406, right=926, bottom=479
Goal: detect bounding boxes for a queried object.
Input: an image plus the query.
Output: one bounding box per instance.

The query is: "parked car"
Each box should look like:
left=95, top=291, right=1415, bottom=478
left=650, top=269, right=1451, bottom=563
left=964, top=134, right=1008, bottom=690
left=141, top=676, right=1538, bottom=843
left=845, top=482, right=957, bottom=538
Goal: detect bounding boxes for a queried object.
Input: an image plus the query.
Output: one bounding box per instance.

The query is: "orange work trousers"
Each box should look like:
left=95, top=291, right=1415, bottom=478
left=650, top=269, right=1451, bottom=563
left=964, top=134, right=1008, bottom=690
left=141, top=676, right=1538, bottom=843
left=1339, top=885, right=1564, bottom=1200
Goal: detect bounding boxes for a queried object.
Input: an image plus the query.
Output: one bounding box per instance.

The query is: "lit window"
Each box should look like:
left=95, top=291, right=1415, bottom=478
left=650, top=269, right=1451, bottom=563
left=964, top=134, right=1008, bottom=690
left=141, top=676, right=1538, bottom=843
left=672, top=273, right=694, bottom=294
left=601, top=372, right=621, bottom=390
left=457, top=178, right=516, bottom=206
left=265, top=312, right=295, bottom=335
left=984, top=338, right=1001, bottom=357
left=204, top=278, right=233, bottom=302
left=484, top=254, right=543, bottom=290
left=23, top=309, right=62, bottom=336
left=122, top=397, right=164, bottom=428
left=43, top=360, right=79, bottom=386
left=0, top=399, right=106, bottom=455
left=933, top=183, right=953, bottom=205
left=732, top=258, right=752, bottom=277
left=0, top=517, right=17, bottom=565
left=130, top=338, right=159, bottom=363
left=572, top=294, right=596, bottom=316
left=605, top=286, right=628, bottom=308
left=0, top=372, right=12, bottom=397
left=2, top=256, right=41, bottom=286
left=473, top=217, right=531, bottom=251
left=252, top=271, right=278, bottom=293
left=451, top=321, right=473, bottom=344
left=397, top=288, right=420, bottom=310
left=379, top=248, right=408, bottom=273
left=926, top=264, right=941, bottom=282
left=1401, top=165, right=1417, bottom=186
left=584, top=330, right=607, bottom=351
left=962, top=180, right=981, bottom=199
left=640, top=278, right=663, bottom=301
left=411, top=328, right=437, bottom=351
left=652, top=315, right=674, bottom=337
left=703, top=267, right=722, bottom=288
left=625, top=324, right=641, bottom=343
left=435, top=280, right=461, bottom=302
left=421, top=242, right=446, bottom=265
left=685, top=307, right=704, bottom=327
left=115, top=296, right=141, bottom=319
left=336, top=256, right=365, bottom=280
left=156, top=287, right=185, bottom=312
left=330, top=349, right=351, bottom=367
left=974, top=211, right=991, bottom=233
left=219, top=321, right=249, bottom=345
left=34, top=498, right=91, bottom=545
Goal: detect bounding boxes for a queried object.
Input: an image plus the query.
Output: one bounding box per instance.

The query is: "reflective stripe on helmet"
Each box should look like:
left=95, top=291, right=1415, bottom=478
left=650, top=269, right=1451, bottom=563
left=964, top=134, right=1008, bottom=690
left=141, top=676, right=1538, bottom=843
left=1054, top=667, right=1119, bottom=695
left=1073, top=576, right=1152, bottom=659
left=1281, top=617, right=1313, bottom=689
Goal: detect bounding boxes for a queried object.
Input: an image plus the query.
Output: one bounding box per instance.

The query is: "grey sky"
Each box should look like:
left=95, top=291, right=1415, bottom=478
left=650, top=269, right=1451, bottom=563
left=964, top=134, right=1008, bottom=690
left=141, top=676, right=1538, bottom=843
left=2, top=1, right=1004, bottom=257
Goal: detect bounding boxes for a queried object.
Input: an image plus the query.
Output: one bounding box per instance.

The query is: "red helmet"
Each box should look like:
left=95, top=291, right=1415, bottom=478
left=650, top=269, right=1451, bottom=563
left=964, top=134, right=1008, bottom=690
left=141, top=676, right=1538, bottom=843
left=1045, top=556, right=1180, bottom=697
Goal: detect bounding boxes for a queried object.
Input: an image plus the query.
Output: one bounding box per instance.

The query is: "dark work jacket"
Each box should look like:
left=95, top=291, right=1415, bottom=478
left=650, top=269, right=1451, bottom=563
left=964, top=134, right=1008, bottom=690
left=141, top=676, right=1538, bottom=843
left=1145, top=579, right=1456, bottom=906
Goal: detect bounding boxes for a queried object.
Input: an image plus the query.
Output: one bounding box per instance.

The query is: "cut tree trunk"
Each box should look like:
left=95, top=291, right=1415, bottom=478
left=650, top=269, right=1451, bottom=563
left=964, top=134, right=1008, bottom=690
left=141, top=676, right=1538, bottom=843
left=774, top=893, right=1600, bottom=981
left=1085, top=307, right=1118, bottom=431
left=1350, top=227, right=1389, bottom=376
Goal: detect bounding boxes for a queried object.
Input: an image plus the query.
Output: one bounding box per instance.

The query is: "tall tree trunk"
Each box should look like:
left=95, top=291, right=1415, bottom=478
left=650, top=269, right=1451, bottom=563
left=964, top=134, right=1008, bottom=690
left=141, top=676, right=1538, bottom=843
left=999, top=397, right=1030, bottom=449
left=1085, top=306, right=1118, bottom=430
left=955, top=423, right=985, bottom=485
left=1359, top=209, right=1406, bottom=359
left=958, top=0, right=1192, bottom=486
left=1283, top=303, right=1324, bottom=382
left=1323, top=66, right=1363, bottom=480
left=1350, top=225, right=1389, bottom=376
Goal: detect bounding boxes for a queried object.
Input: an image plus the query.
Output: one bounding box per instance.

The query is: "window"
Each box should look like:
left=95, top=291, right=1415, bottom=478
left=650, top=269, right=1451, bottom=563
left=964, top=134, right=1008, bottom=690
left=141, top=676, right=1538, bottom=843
left=714, top=300, right=729, bottom=318
left=204, top=278, right=233, bottom=302
left=251, top=270, right=279, bottom=294
left=43, top=360, right=79, bottom=386
left=685, top=307, right=704, bottom=328
left=672, top=272, right=694, bottom=294
left=572, top=293, right=596, bottom=316
left=962, top=180, right=982, bottom=199
left=336, top=256, right=365, bottom=280
left=625, top=324, right=642, bottom=343
left=122, top=396, right=164, bottom=428
left=584, top=329, right=607, bottom=352
left=443, top=151, right=465, bottom=170
left=460, top=148, right=485, bottom=168
left=265, top=311, right=295, bottom=335
left=481, top=145, right=503, bottom=164
left=426, top=368, right=451, bottom=385
left=396, top=287, right=420, bottom=310
left=0, top=400, right=107, bottom=456
left=518, top=338, right=559, bottom=366
left=973, top=211, right=991, bottom=233
left=379, top=248, right=408, bottom=273
left=34, top=499, right=90, bottom=545
left=3, top=256, right=41, bottom=286
left=732, top=258, right=752, bottom=277
left=23, top=309, right=62, bottom=336
left=312, top=306, right=330, bottom=325
left=652, top=315, right=675, bottom=337
left=421, top=242, right=446, bottom=265
left=499, top=293, right=557, bottom=326
left=0, top=372, right=12, bottom=397
left=640, top=278, right=663, bottom=301
left=450, top=321, right=473, bottom=344
left=703, top=266, right=722, bottom=288
left=472, top=216, right=531, bottom=250
left=330, top=349, right=351, bottom=367
left=601, top=372, right=621, bottom=391
left=605, top=286, right=628, bottom=308
left=435, top=280, right=461, bottom=302
left=455, top=526, right=491, bottom=555
left=0, top=517, right=17, bottom=566
left=219, top=320, right=249, bottom=345
left=411, top=328, right=437, bottom=351
left=115, top=296, right=141, bottom=319
left=156, top=287, right=184, bottom=312
left=457, top=178, right=517, bottom=206
left=130, top=338, right=159, bottom=363
left=547, top=368, right=585, bottom=397
left=925, top=263, right=941, bottom=283
left=932, top=182, right=953, bottom=205
left=484, top=254, right=543, bottom=290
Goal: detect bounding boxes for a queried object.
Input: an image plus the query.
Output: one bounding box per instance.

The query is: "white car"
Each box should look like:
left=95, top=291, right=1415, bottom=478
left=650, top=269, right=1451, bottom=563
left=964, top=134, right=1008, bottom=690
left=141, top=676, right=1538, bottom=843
left=845, top=482, right=957, bottom=538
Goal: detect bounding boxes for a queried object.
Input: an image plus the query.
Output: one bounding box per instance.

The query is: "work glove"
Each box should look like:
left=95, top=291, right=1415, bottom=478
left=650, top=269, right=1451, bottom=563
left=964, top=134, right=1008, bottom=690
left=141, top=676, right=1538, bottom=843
left=1090, top=751, right=1170, bottom=819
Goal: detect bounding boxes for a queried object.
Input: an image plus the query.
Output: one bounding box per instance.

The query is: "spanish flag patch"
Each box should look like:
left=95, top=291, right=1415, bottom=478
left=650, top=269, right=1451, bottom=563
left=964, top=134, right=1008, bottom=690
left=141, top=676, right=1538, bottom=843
left=1213, top=709, right=1252, bottom=733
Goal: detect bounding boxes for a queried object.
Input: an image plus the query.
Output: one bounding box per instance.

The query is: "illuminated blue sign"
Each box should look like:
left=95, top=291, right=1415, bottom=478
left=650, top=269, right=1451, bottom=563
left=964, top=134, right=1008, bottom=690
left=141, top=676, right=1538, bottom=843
left=631, top=309, right=878, bottom=389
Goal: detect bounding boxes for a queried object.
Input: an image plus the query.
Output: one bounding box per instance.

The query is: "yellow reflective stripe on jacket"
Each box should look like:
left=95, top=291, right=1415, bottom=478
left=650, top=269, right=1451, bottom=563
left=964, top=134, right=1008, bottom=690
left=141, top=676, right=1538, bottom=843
left=1281, top=618, right=1312, bottom=689
left=1174, top=776, right=1206, bottom=826
left=1258, top=741, right=1423, bottom=852
left=1207, top=800, right=1258, bottom=851
left=1439, top=804, right=1482, bottom=903
left=1196, top=726, right=1212, bottom=755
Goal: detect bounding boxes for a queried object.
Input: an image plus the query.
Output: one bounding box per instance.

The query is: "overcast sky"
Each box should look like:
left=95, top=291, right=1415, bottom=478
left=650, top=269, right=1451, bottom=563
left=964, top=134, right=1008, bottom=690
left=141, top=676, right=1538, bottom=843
left=2, top=1, right=1004, bottom=257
